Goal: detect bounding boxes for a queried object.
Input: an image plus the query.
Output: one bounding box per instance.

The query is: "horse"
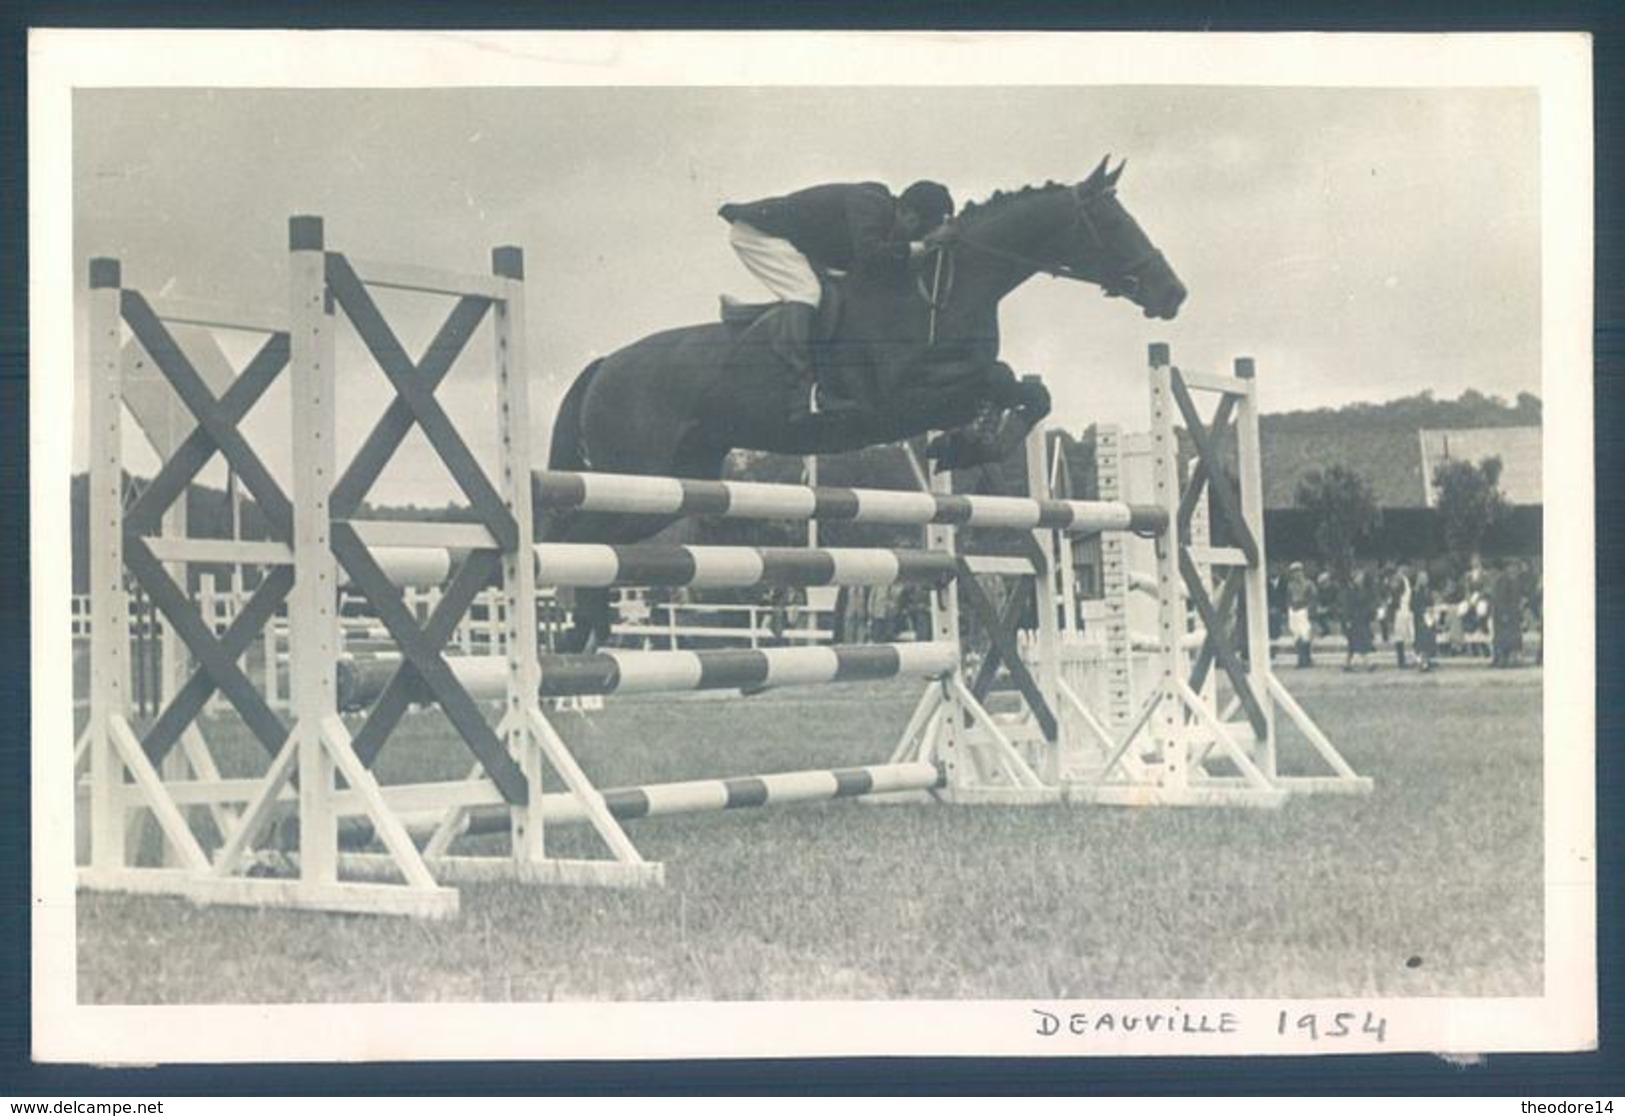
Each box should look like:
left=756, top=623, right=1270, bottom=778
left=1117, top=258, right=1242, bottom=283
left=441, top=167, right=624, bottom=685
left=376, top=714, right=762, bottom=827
left=539, top=157, right=1186, bottom=646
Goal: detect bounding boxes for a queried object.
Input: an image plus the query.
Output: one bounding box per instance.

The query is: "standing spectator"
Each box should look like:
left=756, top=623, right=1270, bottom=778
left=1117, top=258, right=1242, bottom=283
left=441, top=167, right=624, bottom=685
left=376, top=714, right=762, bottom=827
left=1410, top=568, right=1438, bottom=672
left=885, top=583, right=929, bottom=642
left=1315, top=570, right=1338, bottom=638
left=1389, top=564, right=1415, bottom=669
left=1530, top=572, right=1543, bottom=667
left=765, top=584, right=792, bottom=642
left=1285, top=562, right=1318, bottom=669
left=1375, top=562, right=1394, bottom=645
left=1235, top=591, right=1252, bottom=668
left=1267, top=568, right=1286, bottom=642
left=1490, top=560, right=1525, bottom=668
left=1440, top=577, right=1465, bottom=655
left=1464, top=565, right=1490, bottom=657
left=1341, top=567, right=1377, bottom=672
left=873, top=584, right=898, bottom=642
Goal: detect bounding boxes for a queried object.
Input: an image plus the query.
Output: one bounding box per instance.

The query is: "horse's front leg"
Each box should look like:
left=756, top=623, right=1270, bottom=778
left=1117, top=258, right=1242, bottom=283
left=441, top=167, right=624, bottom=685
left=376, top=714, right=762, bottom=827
left=923, top=362, right=1052, bottom=470
left=964, top=360, right=1051, bottom=421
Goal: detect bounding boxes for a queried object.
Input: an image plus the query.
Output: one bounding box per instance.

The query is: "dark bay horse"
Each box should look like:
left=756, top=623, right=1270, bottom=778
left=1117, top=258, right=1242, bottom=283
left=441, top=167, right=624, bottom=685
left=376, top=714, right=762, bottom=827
left=540, top=158, right=1185, bottom=644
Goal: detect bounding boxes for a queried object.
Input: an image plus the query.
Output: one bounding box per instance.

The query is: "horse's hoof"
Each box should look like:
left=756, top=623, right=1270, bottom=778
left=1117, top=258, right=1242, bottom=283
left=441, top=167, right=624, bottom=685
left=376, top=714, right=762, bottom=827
left=1016, top=379, right=1053, bottom=420
left=925, top=432, right=969, bottom=468
left=930, top=409, right=1029, bottom=471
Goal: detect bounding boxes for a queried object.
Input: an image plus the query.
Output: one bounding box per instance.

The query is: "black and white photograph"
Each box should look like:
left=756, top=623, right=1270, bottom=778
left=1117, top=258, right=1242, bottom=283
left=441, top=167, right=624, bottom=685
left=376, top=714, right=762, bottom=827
left=29, top=30, right=1594, bottom=1063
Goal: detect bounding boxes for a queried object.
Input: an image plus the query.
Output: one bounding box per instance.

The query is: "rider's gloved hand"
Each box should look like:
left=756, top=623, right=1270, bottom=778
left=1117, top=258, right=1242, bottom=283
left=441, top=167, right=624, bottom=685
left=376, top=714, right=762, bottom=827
left=911, top=228, right=955, bottom=260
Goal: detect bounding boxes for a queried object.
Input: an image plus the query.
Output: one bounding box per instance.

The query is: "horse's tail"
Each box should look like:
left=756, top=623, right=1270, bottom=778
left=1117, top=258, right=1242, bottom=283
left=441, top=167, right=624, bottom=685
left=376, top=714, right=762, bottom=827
left=547, top=357, right=604, bottom=472
left=541, top=359, right=612, bottom=651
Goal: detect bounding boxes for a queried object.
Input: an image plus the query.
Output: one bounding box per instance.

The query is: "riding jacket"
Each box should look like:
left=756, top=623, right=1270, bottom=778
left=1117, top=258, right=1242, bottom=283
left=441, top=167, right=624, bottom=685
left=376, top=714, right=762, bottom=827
left=718, top=182, right=911, bottom=277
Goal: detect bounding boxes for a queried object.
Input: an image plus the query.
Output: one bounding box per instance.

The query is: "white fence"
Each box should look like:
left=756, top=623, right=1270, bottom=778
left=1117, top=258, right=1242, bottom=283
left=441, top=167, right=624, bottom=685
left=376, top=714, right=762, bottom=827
left=609, top=586, right=839, bottom=650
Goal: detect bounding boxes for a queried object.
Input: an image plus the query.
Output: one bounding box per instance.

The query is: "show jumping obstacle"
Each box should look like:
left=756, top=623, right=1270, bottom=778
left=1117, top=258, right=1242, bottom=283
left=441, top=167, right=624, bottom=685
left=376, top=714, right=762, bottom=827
left=79, top=216, right=1368, bottom=919
left=1034, top=348, right=1375, bottom=807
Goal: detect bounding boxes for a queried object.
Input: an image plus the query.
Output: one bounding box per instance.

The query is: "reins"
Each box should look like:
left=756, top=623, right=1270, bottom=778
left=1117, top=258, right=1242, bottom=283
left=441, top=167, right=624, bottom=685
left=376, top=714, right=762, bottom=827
left=915, top=249, right=954, bottom=345
left=913, top=185, right=1169, bottom=342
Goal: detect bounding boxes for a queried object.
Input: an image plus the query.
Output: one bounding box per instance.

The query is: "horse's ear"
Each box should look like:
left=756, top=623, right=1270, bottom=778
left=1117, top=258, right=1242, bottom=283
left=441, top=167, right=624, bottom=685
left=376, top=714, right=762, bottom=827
left=1106, top=158, right=1126, bottom=187
left=1084, top=154, right=1111, bottom=189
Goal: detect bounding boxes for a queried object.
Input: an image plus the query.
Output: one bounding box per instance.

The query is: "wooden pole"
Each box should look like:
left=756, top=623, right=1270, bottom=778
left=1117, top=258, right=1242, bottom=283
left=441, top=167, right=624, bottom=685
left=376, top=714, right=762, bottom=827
left=1147, top=343, right=1190, bottom=794
left=87, top=258, right=129, bottom=870
left=1232, top=356, right=1278, bottom=776
left=287, top=215, right=340, bottom=883
left=491, top=242, right=547, bottom=863
left=1023, top=406, right=1063, bottom=783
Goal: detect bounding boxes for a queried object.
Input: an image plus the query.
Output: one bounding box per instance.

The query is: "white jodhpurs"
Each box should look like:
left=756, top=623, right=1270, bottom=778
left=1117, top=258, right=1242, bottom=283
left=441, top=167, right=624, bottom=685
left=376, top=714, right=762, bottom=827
left=727, top=221, right=822, bottom=307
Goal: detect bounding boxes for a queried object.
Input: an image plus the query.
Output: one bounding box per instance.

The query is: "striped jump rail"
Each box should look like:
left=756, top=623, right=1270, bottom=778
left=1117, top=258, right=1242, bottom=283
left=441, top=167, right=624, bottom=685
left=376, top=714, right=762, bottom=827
left=465, top=761, right=946, bottom=832
left=357, top=542, right=960, bottom=590
left=337, top=641, right=959, bottom=709
left=536, top=471, right=1169, bottom=535
left=347, top=762, right=948, bottom=848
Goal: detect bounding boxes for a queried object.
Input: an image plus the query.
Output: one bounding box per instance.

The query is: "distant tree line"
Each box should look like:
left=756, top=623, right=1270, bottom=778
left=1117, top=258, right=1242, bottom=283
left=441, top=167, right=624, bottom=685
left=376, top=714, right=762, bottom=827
left=1289, top=455, right=1515, bottom=575
left=1264, top=388, right=1540, bottom=434
left=69, top=388, right=1540, bottom=592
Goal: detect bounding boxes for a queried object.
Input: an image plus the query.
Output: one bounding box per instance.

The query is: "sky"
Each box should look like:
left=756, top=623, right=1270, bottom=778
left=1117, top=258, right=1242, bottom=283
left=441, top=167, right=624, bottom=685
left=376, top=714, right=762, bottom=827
left=69, top=71, right=1545, bottom=504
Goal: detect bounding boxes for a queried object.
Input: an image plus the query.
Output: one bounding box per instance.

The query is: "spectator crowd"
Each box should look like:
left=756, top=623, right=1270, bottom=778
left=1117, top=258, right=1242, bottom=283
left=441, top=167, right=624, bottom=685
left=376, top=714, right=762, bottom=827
left=1270, top=558, right=1541, bottom=672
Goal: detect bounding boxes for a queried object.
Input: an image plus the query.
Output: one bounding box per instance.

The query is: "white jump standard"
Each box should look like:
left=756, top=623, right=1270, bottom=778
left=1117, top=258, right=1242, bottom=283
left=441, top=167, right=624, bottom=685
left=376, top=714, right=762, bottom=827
left=1057, top=345, right=1374, bottom=807
left=80, top=216, right=653, bottom=918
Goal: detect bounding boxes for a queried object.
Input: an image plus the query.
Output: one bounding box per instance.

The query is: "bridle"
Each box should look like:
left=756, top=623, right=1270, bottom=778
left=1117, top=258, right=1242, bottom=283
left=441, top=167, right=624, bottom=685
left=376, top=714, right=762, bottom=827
left=914, top=183, right=1169, bottom=343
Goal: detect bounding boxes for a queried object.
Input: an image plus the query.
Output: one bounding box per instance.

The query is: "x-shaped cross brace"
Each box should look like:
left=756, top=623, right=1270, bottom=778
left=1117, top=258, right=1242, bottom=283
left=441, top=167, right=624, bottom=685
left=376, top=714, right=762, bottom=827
left=320, top=254, right=529, bottom=804
left=117, top=292, right=296, bottom=761
left=1169, top=366, right=1257, bottom=565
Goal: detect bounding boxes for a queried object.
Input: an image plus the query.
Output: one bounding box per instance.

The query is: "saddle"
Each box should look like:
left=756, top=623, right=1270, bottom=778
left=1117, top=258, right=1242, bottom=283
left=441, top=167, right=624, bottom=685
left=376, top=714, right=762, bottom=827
left=718, top=279, right=845, bottom=343
left=717, top=280, right=866, bottom=413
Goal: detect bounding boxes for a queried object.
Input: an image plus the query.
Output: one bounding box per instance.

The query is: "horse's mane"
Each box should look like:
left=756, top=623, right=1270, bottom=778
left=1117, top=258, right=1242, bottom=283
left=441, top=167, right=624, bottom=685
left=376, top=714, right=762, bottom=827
left=956, top=181, right=1075, bottom=224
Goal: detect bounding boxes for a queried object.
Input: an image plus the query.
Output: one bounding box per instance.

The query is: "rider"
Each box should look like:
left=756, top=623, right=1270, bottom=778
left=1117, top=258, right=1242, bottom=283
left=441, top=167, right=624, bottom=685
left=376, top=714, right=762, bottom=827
left=718, top=180, right=955, bottom=423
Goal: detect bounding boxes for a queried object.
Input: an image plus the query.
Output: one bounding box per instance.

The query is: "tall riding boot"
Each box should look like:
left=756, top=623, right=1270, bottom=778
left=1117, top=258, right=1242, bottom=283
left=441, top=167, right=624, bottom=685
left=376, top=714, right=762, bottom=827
left=772, top=302, right=819, bottom=424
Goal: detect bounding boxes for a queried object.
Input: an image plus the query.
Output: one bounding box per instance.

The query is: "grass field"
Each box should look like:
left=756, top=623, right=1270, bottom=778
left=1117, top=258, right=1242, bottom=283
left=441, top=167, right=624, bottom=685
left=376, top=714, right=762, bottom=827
left=73, top=663, right=1543, bottom=1004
